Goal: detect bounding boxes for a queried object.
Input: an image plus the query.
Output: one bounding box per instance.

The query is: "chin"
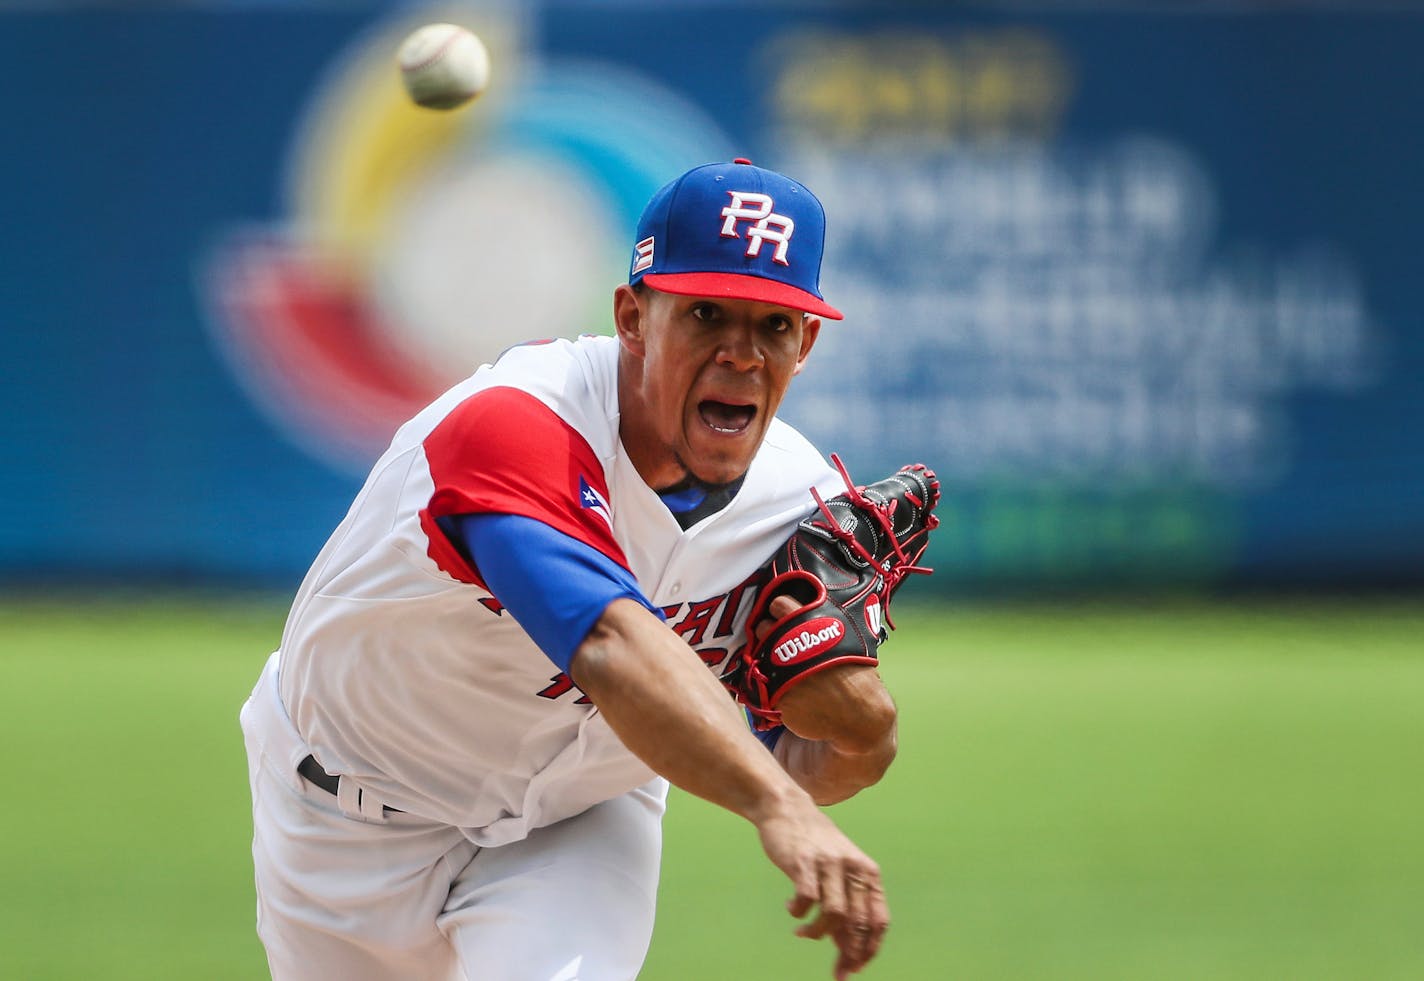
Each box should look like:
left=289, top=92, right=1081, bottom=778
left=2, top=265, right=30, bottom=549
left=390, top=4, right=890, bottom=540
left=684, top=449, right=753, bottom=487
left=681, top=423, right=764, bottom=486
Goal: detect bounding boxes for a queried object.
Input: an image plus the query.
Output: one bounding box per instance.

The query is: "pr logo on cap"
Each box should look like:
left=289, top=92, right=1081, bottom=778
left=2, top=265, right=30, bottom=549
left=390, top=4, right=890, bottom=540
left=628, top=158, right=843, bottom=320
left=719, top=192, right=794, bottom=265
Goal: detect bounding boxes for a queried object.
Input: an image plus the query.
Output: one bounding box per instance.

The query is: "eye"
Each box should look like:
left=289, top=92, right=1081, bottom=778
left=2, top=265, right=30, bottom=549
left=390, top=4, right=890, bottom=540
left=767, top=314, right=794, bottom=333
left=690, top=302, right=719, bottom=322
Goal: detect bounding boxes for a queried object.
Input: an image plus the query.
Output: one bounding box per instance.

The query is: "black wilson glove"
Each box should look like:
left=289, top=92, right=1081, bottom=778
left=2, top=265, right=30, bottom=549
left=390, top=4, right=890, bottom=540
left=728, top=455, right=940, bottom=730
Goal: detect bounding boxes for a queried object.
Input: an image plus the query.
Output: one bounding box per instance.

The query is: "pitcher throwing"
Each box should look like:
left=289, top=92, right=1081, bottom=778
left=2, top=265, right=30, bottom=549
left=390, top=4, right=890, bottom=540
left=240, top=158, right=938, bottom=981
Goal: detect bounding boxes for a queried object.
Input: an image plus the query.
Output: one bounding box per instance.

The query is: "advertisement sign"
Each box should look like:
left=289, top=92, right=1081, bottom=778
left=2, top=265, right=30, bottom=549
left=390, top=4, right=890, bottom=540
left=1, top=4, right=1419, bottom=589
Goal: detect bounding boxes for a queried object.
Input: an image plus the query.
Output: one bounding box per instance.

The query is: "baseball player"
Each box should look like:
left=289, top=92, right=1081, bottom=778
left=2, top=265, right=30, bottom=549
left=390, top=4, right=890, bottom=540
left=240, top=159, right=914, bottom=981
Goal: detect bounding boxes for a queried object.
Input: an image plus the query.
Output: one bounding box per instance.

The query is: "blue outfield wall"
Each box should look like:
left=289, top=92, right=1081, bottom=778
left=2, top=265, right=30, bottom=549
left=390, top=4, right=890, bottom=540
left=0, top=3, right=1420, bottom=592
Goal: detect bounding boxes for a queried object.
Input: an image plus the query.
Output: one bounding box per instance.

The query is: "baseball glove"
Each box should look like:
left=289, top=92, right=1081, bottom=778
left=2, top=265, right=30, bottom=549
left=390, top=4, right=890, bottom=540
left=728, top=455, right=940, bottom=730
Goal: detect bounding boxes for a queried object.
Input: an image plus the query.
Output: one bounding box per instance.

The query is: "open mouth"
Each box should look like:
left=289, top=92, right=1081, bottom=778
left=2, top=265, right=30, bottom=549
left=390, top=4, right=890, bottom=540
left=698, top=399, right=757, bottom=434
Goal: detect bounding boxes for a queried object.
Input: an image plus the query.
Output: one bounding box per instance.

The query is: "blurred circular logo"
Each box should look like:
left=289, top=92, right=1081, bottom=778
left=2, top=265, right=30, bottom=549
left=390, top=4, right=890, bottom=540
left=203, top=9, right=732, bottom=472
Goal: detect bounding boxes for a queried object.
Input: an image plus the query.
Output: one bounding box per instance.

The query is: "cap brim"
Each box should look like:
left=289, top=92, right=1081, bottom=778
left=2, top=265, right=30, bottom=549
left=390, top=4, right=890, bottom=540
left=642, top=272, right=844, bottom=320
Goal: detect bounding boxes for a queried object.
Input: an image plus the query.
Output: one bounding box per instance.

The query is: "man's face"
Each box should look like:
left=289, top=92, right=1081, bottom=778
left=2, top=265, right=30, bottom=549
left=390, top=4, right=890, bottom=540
left=615, top=285, right=821, bottom=488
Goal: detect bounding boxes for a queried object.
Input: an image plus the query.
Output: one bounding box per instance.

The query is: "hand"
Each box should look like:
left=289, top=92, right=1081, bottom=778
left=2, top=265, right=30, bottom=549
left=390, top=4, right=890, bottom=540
left=754, top=595, right=897, bottom=750
left=756, top=802, right=891, bottom=980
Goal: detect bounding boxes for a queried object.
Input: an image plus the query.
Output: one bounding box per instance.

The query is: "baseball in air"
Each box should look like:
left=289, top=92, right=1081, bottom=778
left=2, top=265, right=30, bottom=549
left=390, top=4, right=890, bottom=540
left=397, top=24, right=490, bottom=110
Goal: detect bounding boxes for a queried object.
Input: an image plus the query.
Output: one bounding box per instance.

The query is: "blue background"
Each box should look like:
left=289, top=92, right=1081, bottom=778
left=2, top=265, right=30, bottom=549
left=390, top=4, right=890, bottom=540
left=1, top=3, right=1420, bottom=593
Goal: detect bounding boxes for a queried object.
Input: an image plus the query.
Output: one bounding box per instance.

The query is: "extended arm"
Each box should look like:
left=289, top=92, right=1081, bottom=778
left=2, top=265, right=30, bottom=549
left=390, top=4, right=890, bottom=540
left=450, top=513, right=889, bottom=980
left=571, top=598, right=889, bottom=981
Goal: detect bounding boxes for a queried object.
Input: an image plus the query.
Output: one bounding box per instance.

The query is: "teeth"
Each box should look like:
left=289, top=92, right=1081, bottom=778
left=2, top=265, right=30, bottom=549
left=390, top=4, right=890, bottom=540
left=698, top=399, right=754, bottom=434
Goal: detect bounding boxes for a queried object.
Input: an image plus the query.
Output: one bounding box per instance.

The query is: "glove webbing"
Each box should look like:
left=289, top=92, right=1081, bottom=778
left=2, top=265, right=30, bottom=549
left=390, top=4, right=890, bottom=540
left=807, top=454, right=937, bottom=630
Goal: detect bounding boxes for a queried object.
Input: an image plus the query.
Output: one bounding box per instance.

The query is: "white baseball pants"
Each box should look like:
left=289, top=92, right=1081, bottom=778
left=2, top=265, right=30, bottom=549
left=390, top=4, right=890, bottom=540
left=240, top=653, right=666, bottom=981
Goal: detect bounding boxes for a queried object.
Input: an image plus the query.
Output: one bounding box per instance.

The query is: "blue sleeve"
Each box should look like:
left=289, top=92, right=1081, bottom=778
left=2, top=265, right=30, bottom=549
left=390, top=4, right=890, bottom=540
left=446, top=512, right=664, bottom=673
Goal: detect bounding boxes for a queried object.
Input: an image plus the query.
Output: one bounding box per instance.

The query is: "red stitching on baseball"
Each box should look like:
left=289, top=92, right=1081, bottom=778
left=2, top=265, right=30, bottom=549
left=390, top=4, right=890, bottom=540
left=401, top=29, right=463, bottom=73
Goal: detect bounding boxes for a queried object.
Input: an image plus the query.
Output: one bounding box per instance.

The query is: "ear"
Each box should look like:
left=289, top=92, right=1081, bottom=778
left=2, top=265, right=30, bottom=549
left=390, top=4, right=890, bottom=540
left=791, top=316, right=822, bottom=376
left=613, top=284, right=646, bottom=357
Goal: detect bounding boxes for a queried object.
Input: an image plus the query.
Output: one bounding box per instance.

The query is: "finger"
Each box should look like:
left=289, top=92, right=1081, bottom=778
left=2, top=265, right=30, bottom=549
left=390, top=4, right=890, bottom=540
left=840, top=872, right=873, bottom=964
left=826, top=884, right=868, bottom=975
left=832, top=931, right=874, bottom=978
left=797, top=861, right=848, bottom=941
left=754, top=593, right=801, bottom=643
left=862, top=880, right=890, bottom=962
left=786, top=892, right=815, bottom=919
left=786, top=858, right=819, bottom=920
left=834, top=869, right=889, bottom=978
left=796, top=912, right=830, bottom=940
left=768, top=593, right=800, bottom=619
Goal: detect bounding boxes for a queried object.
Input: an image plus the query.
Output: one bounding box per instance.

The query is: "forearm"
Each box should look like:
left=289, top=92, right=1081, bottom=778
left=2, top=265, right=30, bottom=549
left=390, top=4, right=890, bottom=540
left=774, top=722, right=897, bottom=805
left=571, top=578, right=892, bottom=978
left=769, top=663, right=899, bottom=805
left=569, top=597, right=811, bottom=824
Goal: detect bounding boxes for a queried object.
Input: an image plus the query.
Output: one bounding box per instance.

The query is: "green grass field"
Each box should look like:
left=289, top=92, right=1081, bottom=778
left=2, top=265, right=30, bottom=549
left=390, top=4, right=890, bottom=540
left=2, top=595, right=1420, bottom=980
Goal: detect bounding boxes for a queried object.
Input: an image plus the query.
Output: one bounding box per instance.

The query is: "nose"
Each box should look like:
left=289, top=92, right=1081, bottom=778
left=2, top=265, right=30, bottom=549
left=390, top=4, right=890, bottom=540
left=715, top=322, right=765, bottom=372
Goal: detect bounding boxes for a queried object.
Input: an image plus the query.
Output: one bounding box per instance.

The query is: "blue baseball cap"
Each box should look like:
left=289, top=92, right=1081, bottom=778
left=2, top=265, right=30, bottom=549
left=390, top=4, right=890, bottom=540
left=628, top=158, right=843, bottom=320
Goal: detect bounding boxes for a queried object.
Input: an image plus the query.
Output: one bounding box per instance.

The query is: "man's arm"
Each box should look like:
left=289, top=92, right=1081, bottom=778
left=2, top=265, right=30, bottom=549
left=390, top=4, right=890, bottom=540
left=773, top=665, right=898, bottom=805
left=571, top=598, right=889, bottom=981
left=758, top=595, right=899, bottom=805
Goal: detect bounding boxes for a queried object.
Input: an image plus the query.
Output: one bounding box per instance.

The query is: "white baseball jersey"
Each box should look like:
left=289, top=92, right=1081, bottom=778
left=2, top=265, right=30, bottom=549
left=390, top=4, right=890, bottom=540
left=277, top=334, right=841, bottom=846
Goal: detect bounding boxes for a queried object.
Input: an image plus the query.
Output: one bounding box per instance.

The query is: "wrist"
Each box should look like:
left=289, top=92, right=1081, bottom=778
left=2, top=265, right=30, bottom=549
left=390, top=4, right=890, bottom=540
left=742, top=778, right=818, bottom=828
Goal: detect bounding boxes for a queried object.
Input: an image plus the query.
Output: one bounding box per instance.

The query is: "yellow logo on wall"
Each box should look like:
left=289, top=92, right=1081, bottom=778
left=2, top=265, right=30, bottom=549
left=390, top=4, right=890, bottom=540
left=202, top=6, right=731, bottom=472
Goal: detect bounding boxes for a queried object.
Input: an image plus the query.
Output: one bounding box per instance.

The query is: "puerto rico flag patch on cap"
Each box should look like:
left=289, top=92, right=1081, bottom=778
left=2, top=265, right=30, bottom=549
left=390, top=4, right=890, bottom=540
left=632, top=236, right=655, bottom=275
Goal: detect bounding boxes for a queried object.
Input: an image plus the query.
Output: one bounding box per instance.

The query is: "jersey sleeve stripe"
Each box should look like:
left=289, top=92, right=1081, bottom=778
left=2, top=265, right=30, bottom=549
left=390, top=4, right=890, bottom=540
left=418, top=386, right=631, bottom=583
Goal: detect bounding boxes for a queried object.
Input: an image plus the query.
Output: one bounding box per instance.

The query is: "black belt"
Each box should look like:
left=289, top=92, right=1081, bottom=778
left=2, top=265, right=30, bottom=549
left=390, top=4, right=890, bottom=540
left=298, top=755, right=403, bottom=813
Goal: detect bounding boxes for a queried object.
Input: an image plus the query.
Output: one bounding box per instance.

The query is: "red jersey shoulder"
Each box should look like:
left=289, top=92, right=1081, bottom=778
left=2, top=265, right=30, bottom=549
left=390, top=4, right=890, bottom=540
left=418, top=386, right=627, bottom=585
